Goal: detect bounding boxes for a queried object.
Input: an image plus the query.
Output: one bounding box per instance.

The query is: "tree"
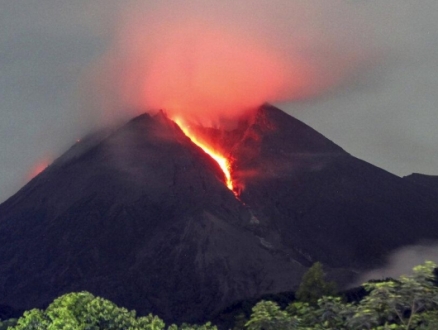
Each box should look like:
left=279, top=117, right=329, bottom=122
left=245, top=301, right=298, bottom=330
left=9, top=309, right=48, bottom=330
left=168, top=322, right=217, bottom=330
left=295, top=262, right=337, bottom=306
left=0, top=318, right=17, bottom=330
left=245, top=261, right=438, bottom=329
left=9, top=291, right=216, bottom=330
left=232, top=313, right=248, bottom=330
left=348, top=261, right=438, bottom=330
left=8, top=261, right=438, bottom=329
left=10, top=291, right=164, bottom=330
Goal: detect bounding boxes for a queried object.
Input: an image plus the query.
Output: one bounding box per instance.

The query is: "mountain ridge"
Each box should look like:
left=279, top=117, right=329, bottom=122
left=1, top=104, right=437, bottom=323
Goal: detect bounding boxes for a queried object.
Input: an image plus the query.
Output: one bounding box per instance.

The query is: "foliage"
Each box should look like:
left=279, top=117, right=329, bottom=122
left=347, top=261, right=438, bottom=330
left=244, top=300, right=299, bottom=330
left=0, top=318, right=17, bottom=330
left=244, top=261, right=438, bottom=330
left=232, top=313, right=248, bottom=330
left=9, top=292, right=215, bottom=330
left=7, top=261, right=438, bottom=329
left=295, top=262, right=337, bottom=306
left=168, top=322, right=217, bottom=330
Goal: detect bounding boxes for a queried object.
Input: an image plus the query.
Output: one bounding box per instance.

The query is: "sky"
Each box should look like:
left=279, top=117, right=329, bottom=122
left=1, top=0, right=438, bottom=203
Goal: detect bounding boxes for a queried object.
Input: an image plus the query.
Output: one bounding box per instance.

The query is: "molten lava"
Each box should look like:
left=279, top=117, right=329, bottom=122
left=173, top=118, right=234, bottom=192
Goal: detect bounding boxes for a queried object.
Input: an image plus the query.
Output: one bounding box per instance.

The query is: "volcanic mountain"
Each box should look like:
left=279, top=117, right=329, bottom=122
left=403, top=173, right=438, bottom=194
left=1, top=104, right=438, bottom=323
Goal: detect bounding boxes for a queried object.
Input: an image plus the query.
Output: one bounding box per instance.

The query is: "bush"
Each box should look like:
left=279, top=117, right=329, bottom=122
left=245, top=261, right=438, bottom=329
left=295, top=262, right=337, bottom=306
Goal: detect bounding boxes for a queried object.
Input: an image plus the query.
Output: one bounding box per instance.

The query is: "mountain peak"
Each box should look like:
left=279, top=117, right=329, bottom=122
left=252, top=103, right=345, bottom=154
left=1, top=105, right=438, bottom=324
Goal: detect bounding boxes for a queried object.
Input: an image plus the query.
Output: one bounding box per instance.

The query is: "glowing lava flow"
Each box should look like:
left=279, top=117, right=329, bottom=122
left=173, top=118, right=234, bottom=192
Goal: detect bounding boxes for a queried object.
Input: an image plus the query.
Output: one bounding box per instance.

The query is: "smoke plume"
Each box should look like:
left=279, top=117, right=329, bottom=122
left=1, top=0, right=391, bottom=202
left=354, top=243, right=438, bottom=285
left=85, top=0, right=375, bottom=126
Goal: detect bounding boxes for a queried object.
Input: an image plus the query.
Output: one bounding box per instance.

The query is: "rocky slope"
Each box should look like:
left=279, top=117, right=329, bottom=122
left=1, top=104, right=437, bottom=323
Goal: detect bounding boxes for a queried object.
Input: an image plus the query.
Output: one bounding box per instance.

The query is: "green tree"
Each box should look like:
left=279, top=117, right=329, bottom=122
left=0, top=318, right=18, bottom=330
left=295, top=262, right=337, bottom=306
left=245, top=301, right=298, bottom=330
left=168, top=322, right=217, bottom=330
left=244, top=261, right=438, bottom=329
left=415, top=310, right=438, bottom=329
left=10, top=309, right=49, bottom=330
left=8, top=261, right=438, bottom=330
left=10, top=291, right=165, bottom=330
left=312, top=296, right=355, bottom=329
left=232, top=313, right=248, bottom=330
left=349, top=261, right=438, bottom=330
left=10, top=291, right=217, bottom=330
left=0, top=319, right=17, bottom=330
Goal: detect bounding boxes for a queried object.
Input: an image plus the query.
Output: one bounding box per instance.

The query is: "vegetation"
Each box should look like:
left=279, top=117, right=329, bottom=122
left=244, top=261, right=438, bottom=329
left=0, top=318, right=17, bottom=330
left=295, top=261, right=337, bottom=306
left=4, top=292, right=216, bottom=330
left=3, top=262, right=438, bottom=329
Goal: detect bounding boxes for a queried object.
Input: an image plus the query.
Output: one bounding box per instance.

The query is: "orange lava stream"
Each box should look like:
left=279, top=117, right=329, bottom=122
left=173, top=118, right=234, bottom=191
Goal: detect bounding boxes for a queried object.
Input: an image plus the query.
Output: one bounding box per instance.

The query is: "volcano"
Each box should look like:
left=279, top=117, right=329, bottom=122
left=403, top=173, right=438, bottom=195
left=1, top=104, right=438, bottom=323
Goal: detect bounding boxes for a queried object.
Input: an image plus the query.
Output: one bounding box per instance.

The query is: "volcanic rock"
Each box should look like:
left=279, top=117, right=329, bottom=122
left=1, top=104, right=438, bottom=324
left=226, top=105, right=438, bottom=269
left=0, top=110, right=306, bottom=323
left=403, top=173, right=438, bottom=194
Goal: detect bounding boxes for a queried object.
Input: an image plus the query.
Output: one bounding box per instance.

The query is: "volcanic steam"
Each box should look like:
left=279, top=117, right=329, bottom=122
left=84, top=0, right=373, bottom=127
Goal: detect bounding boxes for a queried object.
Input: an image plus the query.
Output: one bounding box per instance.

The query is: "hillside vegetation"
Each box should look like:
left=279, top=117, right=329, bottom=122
left=2, top=262, right=438, bottom=329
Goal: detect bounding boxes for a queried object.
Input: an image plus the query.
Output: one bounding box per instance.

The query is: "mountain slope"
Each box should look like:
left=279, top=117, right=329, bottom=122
left=1, top=104, right=438, bottom=324
left=403, top=173, right=438, bottom=194
left=0, top=111, right=306, bottom=323
left=227, top=105, right=438, bottom=269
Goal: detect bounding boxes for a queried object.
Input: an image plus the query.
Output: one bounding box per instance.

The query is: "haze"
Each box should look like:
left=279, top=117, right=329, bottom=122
left=1, top=0, right=438, bottom=203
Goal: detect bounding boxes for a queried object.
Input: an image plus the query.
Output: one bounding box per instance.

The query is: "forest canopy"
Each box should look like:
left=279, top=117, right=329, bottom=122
left=2, top=261, right=438, bottom=330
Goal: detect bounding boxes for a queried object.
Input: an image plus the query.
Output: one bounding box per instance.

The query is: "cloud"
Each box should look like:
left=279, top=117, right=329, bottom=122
left=86, top=0, right=375, bottom=125
left=2, top=0, right=438, bottom=202
left=355, top=243, right=438, bottom=284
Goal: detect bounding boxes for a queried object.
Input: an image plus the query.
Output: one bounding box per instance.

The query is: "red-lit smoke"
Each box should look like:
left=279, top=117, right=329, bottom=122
left=27, top=159, right=50, bottom=180
left=87, top=0, right=373, bottom=126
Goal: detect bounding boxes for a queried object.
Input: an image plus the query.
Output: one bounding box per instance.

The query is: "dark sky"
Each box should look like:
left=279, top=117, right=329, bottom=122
left=1, top=0, right=437, bottom=202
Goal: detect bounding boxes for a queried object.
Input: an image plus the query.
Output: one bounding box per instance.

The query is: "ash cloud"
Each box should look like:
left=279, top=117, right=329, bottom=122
left=86, top=0, right=376, bottom=126
left=354, top=243, right=438, bottom=285
left=2, top=0, right=438, bottom=202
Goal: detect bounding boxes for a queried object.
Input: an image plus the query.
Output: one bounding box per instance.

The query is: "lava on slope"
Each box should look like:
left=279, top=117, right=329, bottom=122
left=172, top=117, right=234, bottom=192
left=1, top=105, right=438, bottom=325
left=0, top=108, right=307, bottom=324
left=198, top=105, right=438, bottom=269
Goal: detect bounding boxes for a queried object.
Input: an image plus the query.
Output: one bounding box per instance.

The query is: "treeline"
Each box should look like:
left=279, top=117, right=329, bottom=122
left=2, top=261, right=438, bottom=329
left=242, top=261, right=438, bottom=330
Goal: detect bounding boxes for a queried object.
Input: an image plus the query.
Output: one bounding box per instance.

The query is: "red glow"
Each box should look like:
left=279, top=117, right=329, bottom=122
left=139, top=25, right=293, bottom=125
left=88, top=2, right=372, bottom=126
left=27, top=159, right=50, bottom=180
left=103, top=13, right=336, bottom=125
left=173, top=117, right=234, bottom=192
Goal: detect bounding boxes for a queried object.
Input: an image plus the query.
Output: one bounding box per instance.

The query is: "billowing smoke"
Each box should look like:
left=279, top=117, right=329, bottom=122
left=85, top=0, right=375, bottom=126
left=354, top=243, right=438, bottom=285
left=3, top=0, right=416, bottom=202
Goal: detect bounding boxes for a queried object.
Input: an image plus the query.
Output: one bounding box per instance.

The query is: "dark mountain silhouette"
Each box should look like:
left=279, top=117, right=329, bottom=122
left=0, top=110, right=306, bottom=323
left=1, top=104, right=438, bottom=324
left=403, top=173, right=438, bottom=194
left=226, top=105, right=438, bottom=269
